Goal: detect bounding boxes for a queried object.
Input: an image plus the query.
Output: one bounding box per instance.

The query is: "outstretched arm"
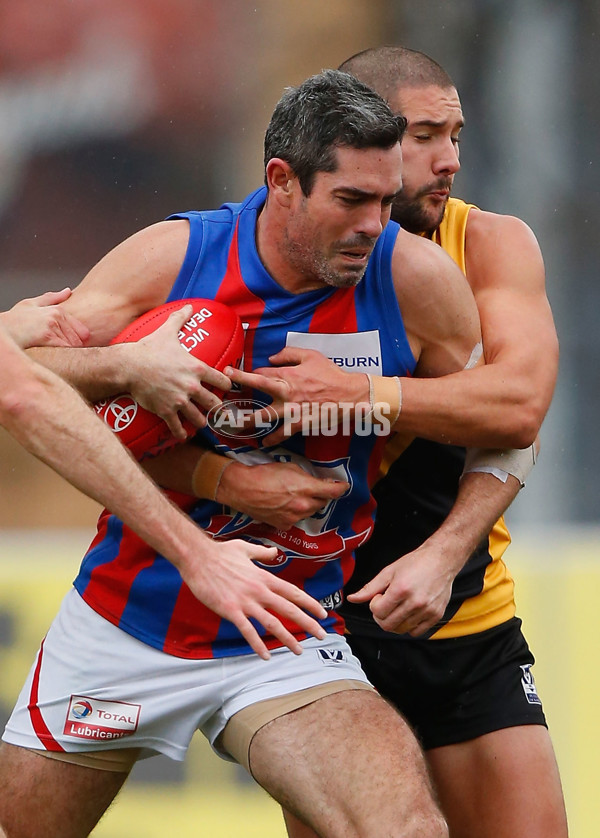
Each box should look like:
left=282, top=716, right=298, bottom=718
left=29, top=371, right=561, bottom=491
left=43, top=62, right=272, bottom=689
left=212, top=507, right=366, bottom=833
left=0, top=325, right=327, bottom=659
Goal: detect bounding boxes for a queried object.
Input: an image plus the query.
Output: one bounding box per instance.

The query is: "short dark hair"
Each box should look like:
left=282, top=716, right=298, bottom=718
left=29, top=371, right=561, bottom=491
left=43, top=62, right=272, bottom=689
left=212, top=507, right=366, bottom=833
left=339, top=46, right=455, bottom=105
left=264, top=69, right=406, bottom=195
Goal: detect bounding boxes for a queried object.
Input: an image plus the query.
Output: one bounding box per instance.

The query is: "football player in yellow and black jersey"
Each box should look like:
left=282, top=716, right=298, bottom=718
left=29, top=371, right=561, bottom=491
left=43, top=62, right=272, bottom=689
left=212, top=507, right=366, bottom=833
left=283, top=47, right=567, bottom=838
left=338, top=47, right=566, bottom=838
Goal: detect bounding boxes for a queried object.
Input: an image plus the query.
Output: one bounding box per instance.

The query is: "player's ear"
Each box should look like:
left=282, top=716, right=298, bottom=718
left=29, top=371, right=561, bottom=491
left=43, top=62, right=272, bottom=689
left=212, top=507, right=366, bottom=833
left=266, top=158, right=297, bottom=207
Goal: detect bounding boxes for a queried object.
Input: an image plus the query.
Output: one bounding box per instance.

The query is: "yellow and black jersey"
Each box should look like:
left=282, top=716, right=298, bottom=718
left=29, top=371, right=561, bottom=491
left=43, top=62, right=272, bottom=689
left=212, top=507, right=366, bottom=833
left=342, top=198, right=516, bottom=640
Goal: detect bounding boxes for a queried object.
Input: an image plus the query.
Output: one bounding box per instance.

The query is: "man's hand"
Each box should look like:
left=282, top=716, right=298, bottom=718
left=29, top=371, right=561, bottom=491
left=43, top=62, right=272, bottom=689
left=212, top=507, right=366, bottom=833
left=1, top=288, right=90, bottom=349
left=180, top=537, right=329, bottom=659
left=346, top=544, right=458, bottom=637
left=124, top=306, right=233, bottom=439
left=347, top=469, right=522, bottom=637
left=218, top=460, right=349, bottom=530
left=225, top=347, right=369, bottom=444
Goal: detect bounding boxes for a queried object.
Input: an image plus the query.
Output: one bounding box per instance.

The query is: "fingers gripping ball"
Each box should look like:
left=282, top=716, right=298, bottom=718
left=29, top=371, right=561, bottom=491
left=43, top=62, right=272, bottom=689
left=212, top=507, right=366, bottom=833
left=93, top=299, right=244, bottom=460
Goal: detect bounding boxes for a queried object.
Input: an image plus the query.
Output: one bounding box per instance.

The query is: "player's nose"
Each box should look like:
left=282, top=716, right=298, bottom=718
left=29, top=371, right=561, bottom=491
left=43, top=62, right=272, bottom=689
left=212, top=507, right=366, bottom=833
left=357, top=205, right=385, bottom=239
left=433, top=138, right=460, bottom=175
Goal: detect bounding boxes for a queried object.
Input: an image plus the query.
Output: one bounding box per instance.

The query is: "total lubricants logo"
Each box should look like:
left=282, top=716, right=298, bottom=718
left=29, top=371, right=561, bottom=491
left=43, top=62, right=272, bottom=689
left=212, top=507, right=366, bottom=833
left=64, top=695, right=141, bottom=741
left=71, top=699, right=93, bottom=719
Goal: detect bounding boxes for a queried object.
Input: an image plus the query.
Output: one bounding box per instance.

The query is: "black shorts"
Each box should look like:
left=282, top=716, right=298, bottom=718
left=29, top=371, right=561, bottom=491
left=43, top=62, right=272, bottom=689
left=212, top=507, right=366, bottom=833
left=345, top=617, right=547, bottom=751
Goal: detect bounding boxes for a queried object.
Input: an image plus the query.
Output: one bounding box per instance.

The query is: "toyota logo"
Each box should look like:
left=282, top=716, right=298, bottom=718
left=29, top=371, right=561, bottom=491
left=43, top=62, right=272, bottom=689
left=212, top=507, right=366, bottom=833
left=104, top=396, right=139, bottom=432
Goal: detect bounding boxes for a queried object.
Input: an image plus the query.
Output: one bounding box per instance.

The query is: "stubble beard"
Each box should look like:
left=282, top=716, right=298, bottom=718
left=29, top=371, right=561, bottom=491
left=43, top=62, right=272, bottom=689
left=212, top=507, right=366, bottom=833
left=283, top=232, right=368, bottom=290
left=392, top=181, right=452, bottom=236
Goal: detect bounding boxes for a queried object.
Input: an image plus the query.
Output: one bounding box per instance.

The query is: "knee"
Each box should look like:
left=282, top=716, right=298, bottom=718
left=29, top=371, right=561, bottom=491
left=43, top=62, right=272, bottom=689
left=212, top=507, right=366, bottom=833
left=385, top=808, right=448, bottom=838
left=403, top=812, right=447, bottom=838
left=358, top=806, right=447, bottom=838
left=419, top=811, right=448, bottom=838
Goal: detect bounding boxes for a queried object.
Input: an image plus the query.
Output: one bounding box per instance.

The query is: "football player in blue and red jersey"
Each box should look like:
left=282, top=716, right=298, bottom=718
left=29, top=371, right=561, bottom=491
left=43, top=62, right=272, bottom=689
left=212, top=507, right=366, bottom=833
left=0, top=69, right=505, bottom=838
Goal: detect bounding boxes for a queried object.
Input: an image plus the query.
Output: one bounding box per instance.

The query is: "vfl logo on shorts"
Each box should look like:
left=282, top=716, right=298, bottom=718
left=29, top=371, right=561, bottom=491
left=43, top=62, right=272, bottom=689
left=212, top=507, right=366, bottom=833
left=317, top=648, right=347, bottom=665
left=520, top=665, right=542, bottom=706
left=319, top=590, right=343, bottom=611
left=64, top=695, right=141, bottom=741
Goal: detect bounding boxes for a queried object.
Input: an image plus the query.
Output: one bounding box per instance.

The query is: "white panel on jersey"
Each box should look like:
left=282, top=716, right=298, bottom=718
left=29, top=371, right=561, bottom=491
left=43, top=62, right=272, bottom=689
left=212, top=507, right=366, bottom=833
left=285, top=330, right=383, bottom=374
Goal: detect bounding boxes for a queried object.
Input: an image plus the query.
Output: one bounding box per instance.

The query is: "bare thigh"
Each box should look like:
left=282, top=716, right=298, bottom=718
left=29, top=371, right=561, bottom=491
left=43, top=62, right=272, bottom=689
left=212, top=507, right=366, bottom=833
left=427, top=726, right=568, bottom=838
left=0, top=743, right=130, bottom=838
left=249, top=690, right=448, bottom=838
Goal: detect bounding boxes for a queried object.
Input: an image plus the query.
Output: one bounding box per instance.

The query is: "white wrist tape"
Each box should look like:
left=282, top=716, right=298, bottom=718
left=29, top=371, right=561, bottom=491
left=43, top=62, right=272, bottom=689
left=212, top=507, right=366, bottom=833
left=462, top=443, right=537, bottom=488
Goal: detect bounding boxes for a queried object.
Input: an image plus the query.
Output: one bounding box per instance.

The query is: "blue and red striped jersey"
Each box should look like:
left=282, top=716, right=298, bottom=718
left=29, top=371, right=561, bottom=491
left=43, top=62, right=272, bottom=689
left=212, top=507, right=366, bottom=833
left=74, top=187, right=416, bottom=659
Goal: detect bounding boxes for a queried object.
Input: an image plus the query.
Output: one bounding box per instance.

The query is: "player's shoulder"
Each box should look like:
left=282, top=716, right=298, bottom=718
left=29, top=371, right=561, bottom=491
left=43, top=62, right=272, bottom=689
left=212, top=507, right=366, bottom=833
left=73, top=218, right=194, bottom=330
left=394, top=226, right=455, bottom=274
left=463, top=206, right=544, bottom=295
left=465, top=206, right=541, bottom=252
left=391, top=227, right=477, bottom=343
left=128, top=218, right=192, bottom=251
left=95, top=219, right=192, bottom=288
left=98, top=218, right=191, bottom=267
left=392, top=226, right=470, bottom=298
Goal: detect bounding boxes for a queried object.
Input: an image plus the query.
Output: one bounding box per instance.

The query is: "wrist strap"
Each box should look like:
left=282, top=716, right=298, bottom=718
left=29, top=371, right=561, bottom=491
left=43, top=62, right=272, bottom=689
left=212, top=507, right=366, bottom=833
left=191, top=450, right=233, bottom=501
left=367, top=375, right=403, bottom=426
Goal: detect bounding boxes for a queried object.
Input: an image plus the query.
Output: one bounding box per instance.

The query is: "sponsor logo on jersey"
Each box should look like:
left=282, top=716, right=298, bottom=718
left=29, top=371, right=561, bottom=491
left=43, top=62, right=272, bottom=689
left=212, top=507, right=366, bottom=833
left=203, top=454, right=370, bottom=565
left=520, top=664, right=542, bottom=705
left=280, top=331, right=389, bottom=435
left=285, top=330, right=383, bottom=375
left=71, top=699, right=93, bottom=719
left=329, top=356, right=380, bottom=369
left=64, top=695, right=141, bottom=741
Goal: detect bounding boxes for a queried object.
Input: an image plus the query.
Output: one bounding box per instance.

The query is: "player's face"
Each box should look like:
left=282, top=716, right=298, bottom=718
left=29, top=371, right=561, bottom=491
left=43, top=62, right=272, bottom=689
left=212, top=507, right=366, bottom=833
left=388, top=85, right=463, bottom=235
left=283, top=144, right=403, bottom=289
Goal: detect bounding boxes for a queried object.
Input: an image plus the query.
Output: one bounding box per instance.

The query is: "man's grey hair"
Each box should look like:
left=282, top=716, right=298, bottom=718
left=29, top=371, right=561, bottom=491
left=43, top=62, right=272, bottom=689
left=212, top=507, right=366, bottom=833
left=264, top=68, right=406, bottom=195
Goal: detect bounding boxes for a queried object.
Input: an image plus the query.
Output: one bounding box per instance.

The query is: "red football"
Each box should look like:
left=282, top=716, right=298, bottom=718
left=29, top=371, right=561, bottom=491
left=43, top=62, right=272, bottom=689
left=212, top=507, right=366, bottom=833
left=93, top=298, right=244, bottom=460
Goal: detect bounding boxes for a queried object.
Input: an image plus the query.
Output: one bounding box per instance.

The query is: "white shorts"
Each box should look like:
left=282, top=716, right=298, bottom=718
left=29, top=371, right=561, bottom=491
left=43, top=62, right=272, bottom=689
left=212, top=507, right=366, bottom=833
left=3, top=589, right=371, bottom=766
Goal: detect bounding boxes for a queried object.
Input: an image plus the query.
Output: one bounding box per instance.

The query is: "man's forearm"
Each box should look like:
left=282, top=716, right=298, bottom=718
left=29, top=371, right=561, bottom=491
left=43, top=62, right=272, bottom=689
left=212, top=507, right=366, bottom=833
left=1, top=347, right=204, bottom=565
left=346, top=468, right=523, bottom=636
left=391, top=368, right=542, bottom=449
left=27, top=344, right=133, bottom=401
left=422, top=470, right=521, bottom=572
left=227, top=352, right=545, bottom=451
left=366, top=365, right=540, bottom=449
